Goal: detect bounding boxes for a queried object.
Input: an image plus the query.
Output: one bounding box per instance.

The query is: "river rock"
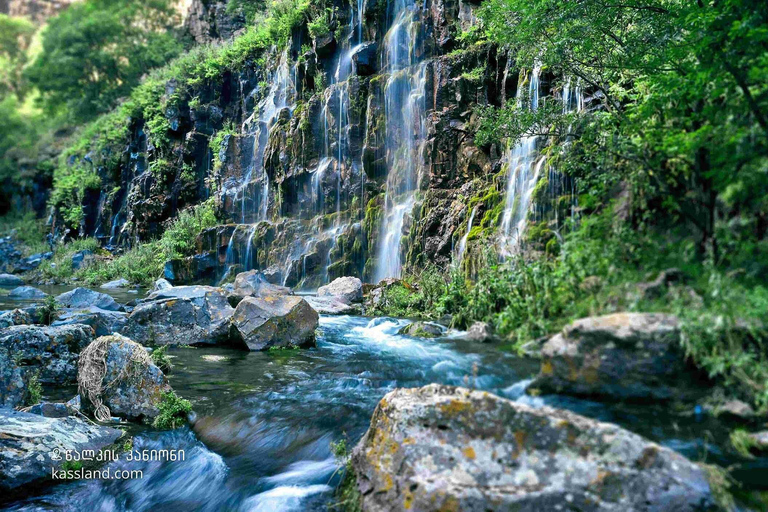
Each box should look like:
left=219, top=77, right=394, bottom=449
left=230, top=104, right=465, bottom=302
left=637, top=268, right=685, bottom=300
left=532, top=313, right=710, bottom=402
left=55, top=287, right=123, bottom=312
left=0, top=273, right=24, bottom=286
left=71, top=250, right=95, bottom=270
left=747, top=431, right=768, bottom=452
left=317, top=276, right=363, bottom=304
left=232, top=270, right=292, bottom=298
left=230, top=296, right=318, bottom=351
left=305, top=295, right=357, bottom=315
left=25, top=401, right=72, bottom=418
left=9, top=285, right=48, bottom=299
left=122, top=285, right=234, bottom=346
left=0, top=308, right=33, bottom=328
left=0, top=408, right=122, bottom=493
left=398, top=321, right=445, bottom=338
left=153, top=278, right=173, bottom=292
left=348, top=384, right=720, bottom=512
left=78, top=334, right=172, bottom=421
left=52, top=306, right=129, bottom=337
left=464, top=321, right=497, bottom=342
left=0, top=324, right=94, bottom=386
left=100, top=278, right=130, bottom=289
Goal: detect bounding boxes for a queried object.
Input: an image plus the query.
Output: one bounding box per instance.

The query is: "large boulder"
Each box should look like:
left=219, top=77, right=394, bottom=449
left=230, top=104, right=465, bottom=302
left=55, top=287, right=123, bottom=312
left=232, top=270, right=292, bottom=298
left=317, top=276, right=363, bottom=304
left=100, top=278, right=130, bottom=289
left=9, top=286, right=48, bottom=299
left=0, top=308, right=33, bottom=328
left=305, top=295, right=357, bottom=315
left=397, top=321, right=445, bottom=338
left=122, top=285, right=234, bottom=346
left=532, top=313, right=709, bottom=402
left=0, top=273, right=24, bottom=286
left=348, top=385, right=720, bottom=512
left=78, top=334, right=172, bottom=421
left=0, top=408, right=122, bottom=494
left=52, top=306, right=129, bottom=337
left=230, top=296, right=318, bottom=351
left=0, top=324, right=94, bottom=387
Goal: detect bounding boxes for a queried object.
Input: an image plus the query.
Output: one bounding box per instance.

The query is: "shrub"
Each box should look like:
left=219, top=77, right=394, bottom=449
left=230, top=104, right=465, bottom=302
left=150, top=346, right=173, bottom=374
left=25, top=371, right=42, bottom=405
left=152, top=391, right=192, bottom=430
left=39, top=295, right=59, bottom=325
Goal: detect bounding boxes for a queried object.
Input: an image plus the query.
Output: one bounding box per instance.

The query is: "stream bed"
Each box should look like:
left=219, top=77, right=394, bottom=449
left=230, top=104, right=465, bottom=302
left=4, top=310, right=768, bottom=511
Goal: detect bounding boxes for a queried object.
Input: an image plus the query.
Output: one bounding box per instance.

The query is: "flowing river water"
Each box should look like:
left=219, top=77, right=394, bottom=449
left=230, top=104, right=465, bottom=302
left=3, top=290, right=767, bottom=511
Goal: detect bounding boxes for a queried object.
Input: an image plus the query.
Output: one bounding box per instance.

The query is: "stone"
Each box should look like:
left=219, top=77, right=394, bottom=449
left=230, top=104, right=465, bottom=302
left=26, top=401, right=71, bottom=418
left=230, top=295, right=319, bottom=351
left=710, top=399, right=756, bottom=420
left=747, top=431, right=768, bottom=451
left=9, top=285, right=48, bottom=299
left=398, top=321, right=445, bottom=338
left=0, top=308, right=33, bottom=328
left=71, top=250, right=95, bottom=270
left=305, top=295, right=358, bottom=315
left=348, top=384, right=720, bottom=512
left=317, top=276, right=363, bottom=304
left=352, top=42, right=378, bottom=76
left=261, top=265, right=283, bottom=284
left=0, top=273, right=24, bottom=286
left=0, top=324, right=94, bottom=387
left=78, top=334, right=172, bottom=421
left=532, top=313, right=709, bottom=402
left=153, top=278, right=173, bottom=292
left=232, top=270, right=292, bottom=298
left=100, top=278, right=130, bottom=289
left=122, top=285, right=234, bottom=346
left=55, top=287, right=123, bottom=312
left=465, top=321, right=497, bottom=342
left=0, top=408, right=122, bottom=493
left=313, top=32, right=336, bottom=58
left=163, top=253, right=217, bottom=284
left=52, top=306, right=129, bottom=337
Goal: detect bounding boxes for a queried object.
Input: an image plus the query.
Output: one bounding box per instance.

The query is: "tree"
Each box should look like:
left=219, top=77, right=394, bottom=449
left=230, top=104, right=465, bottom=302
left=24, top=0, right=184, bottom=121
left=477, top=0, right=768, bottom=269
left=0, top=14, right=35, bottom=97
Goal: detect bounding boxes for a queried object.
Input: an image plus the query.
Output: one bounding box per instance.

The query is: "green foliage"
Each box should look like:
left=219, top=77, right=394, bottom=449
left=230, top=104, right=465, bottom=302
left=25, top=0, right=183, bottom=121
left=0, top=14, right=35, bottom=97
left=730, top=429, right=759, bottom=459
left=308, top=8, right=331, bottom=39
left=25, top=371, right=42, bottom=405
left=330, top=434, right=349, bottom=462
left=461, top=65, right=486, bottom=82
left=150, top=346, right=173, bottom=374
left=40, top=295, right=59, bottom=326
left=38, top=237, right=100, bottom=281
left=152, top=391, right=192, bottom=430
left=477, top=0, right=768, bottom=271
left=0, top=212, right=48, bottom=255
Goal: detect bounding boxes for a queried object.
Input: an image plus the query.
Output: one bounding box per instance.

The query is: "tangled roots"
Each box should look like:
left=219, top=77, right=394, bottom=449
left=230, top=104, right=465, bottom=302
left=77, top=334, right=152, bottom=422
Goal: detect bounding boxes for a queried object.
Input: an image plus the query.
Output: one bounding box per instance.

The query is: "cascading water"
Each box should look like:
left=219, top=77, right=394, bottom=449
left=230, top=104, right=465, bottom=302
left=499, top=66, right=543, bottom=257
left=374, top=1, right=428, bottom=282
left=455, top=205, right=477, bottom=266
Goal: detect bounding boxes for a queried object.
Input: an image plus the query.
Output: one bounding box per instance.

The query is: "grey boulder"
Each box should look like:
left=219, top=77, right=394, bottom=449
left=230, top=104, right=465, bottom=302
left=52, top=306, right=128, bottom=337
left=9, top=286, right=48, bottom=299
left=232, top=270, right=292, bottom=298
left=230, top=295, right=318, bottom=351
left=0, top=408, right=122, bottom=493
left=122, top=285, right=234, bottom=346
left=0, top=308, right=33, bottom=328
left=100, top=278, right=130, bottom=289
left=397, top=321, right=445, bottom=338
left=347, top=384, right=720, bottom=512
left=305, top=295, right=357, bottom=315
left=79, top=334, right=172, bottom=421
left=317, top=276, right=363, bottom=304
left=55, top=287, right=123, bottom=312
left=0, top=273, right=24, bottom=286
left=531, top=313, right=709, bottom=402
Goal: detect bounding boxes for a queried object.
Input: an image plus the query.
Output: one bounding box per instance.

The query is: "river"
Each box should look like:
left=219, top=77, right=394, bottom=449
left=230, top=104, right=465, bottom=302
left=3, top=292, right=767, bottom=511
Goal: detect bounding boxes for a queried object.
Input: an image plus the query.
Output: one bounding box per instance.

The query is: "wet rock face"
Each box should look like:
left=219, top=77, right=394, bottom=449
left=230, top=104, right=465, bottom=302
left=317, top=276, right=363, bottom=304
left=532, top=313, right=709, bottom=402
left=0, top=408, right=122, bottom=494
left=122, top=286, right=234, bottom=346
left=0, top=324, right=94, bottom=387
left=349, top=385, right=720, bottom=512
left=55, top=287, right=123, bottom=312
left=79, top=334, right=172, bottom=421
left=230, top=295, right=318, bottom=351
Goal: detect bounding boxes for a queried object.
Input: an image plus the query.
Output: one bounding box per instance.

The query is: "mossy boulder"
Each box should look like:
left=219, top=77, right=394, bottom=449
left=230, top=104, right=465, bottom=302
left=397, top=321, right=445, bottom=338
left=347, top=384, right=721, bottom=511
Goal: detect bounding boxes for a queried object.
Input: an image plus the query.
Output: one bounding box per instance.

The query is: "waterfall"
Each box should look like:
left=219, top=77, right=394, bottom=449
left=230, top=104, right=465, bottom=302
left=239, top=49, right=295, bottom=224
left=499, top=66, right=543, bottom=257
left=374, top=0, right=427, bottom=282
left=455, top=205, right=477, bottom=266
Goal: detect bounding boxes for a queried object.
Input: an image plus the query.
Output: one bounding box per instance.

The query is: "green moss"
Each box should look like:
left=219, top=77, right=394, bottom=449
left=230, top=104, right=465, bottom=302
left=152, top=391, right=192, bottom=430
left=25, top=371, right=42, bottom=406
left=333, top=463, right=363, bottom=512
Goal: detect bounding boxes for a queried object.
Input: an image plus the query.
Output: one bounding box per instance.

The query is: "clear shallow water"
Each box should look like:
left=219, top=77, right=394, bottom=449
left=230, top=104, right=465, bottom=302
left=4, top=314, right=767, bottom=511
